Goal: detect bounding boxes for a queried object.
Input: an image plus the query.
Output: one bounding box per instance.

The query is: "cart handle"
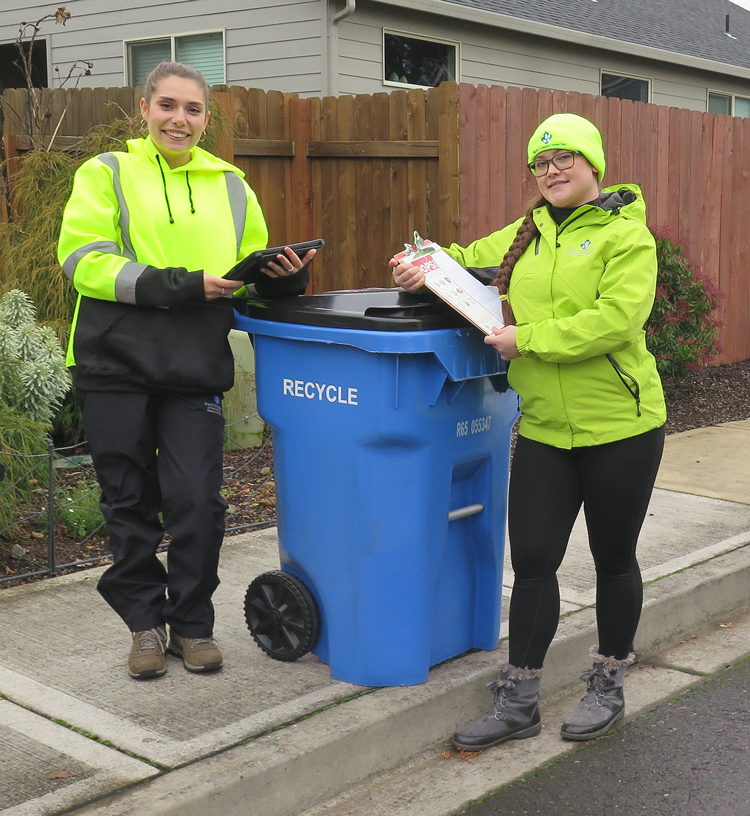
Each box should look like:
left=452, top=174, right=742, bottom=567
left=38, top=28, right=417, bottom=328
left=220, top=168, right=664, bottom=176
left=448, top=503, right=485, bottom=522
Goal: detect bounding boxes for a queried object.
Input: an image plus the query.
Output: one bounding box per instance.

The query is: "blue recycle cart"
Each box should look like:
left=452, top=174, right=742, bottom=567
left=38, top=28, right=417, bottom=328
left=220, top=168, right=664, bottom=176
left=234, top=289, right=518, bottom=687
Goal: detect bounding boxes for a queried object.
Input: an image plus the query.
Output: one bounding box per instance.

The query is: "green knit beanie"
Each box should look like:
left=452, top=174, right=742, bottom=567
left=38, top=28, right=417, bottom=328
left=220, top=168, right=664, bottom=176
left=527, top=113, right=606, bottom=182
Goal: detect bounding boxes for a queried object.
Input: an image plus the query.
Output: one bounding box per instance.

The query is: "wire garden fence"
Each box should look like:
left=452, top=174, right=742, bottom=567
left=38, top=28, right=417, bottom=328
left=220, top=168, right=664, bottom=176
left=0, top=414, right=275, bottom=586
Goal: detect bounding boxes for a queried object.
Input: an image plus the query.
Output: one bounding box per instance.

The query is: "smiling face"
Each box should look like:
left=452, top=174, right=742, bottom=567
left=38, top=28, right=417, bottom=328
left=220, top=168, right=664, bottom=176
left=534, top=149, right=600, bottom=209
left=139, top=75, right=210, bottom=168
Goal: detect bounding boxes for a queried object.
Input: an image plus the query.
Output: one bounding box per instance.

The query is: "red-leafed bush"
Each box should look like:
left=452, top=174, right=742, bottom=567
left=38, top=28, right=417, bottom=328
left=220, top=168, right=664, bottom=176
left=646, top=231, right=722, bottom=378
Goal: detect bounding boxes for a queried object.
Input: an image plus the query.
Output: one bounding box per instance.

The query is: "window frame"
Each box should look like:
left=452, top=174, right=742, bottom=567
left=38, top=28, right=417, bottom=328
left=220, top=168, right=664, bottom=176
left=382, top=28, right=461, bottom=90
left=599, top=69, right=652, bottom=103
left=707, top=89, right=750, bottom=117
left=0, top=37, right=50, bottom=89
left=124, top=29, right=226, bottom=87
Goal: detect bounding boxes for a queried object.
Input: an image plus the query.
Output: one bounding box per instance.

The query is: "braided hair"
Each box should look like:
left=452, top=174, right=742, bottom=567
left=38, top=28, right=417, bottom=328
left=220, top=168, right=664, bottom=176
left=492, top=197, right=546, bottom=326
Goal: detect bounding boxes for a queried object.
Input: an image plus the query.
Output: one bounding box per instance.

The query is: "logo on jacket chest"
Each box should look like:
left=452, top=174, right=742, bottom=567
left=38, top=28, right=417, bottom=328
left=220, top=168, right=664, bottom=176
left=566, top=239, right=594, bottom=257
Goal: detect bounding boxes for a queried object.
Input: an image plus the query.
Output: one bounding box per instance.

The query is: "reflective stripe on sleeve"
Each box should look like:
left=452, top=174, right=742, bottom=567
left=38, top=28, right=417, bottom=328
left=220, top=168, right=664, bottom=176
left=98, top=153, right=137, bottom=262
left=62, top=240, right=122, bottom=280
left=224, top=172, right=247, bottom=258
left=114, top=262, right=150, bottom=305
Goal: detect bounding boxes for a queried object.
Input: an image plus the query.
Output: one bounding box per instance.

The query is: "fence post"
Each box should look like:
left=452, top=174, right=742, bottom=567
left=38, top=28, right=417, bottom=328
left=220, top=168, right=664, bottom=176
left=288, top=96, right=313, bottom=287
left=211, top=90, right=235, bottom=164
left=47, top=438, right=56, bottom=576
left=437, top=82, right=460, bottom=247
left=1, top=132, right=20, bottom=224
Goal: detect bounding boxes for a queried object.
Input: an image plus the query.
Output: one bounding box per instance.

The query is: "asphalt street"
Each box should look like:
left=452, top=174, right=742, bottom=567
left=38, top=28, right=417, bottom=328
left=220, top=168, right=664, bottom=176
left=462, top=656, right=750, bottom=816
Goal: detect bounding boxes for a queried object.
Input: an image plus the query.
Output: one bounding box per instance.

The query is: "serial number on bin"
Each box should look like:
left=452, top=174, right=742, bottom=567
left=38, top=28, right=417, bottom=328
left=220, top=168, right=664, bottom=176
left=456, top=415, right=492, bottom=437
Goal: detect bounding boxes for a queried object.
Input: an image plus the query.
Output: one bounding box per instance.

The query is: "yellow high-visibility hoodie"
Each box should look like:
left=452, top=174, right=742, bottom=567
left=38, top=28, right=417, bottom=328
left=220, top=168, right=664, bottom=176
left=58, top=136, right=304, bottom=394
left=445, top=185, right=667, bottom=449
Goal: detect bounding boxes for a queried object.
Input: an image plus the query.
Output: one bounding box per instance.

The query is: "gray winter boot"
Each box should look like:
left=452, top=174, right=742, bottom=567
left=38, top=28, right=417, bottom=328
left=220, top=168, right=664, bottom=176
left=560, top=651, right=635, bottom=741
left=452, top=664, right=542, bottom=751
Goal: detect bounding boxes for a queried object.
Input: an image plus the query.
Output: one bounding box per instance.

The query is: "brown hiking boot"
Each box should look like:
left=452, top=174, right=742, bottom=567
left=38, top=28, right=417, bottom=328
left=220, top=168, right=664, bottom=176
left=168, top=632, right=223, bottom=673
left=128, top=626, right=167, bottom=679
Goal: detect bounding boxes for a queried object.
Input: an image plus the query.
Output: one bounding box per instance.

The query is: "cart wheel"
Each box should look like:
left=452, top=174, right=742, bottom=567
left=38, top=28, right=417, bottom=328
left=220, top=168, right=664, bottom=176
left=244, top=570, right=320, bottom=661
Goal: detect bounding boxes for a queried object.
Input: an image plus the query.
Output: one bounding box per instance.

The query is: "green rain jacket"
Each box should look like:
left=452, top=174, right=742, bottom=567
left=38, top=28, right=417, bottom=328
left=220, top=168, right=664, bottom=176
left=445, top=185, right=667, bottom=449
left=58, top=136, right=304, bottom=395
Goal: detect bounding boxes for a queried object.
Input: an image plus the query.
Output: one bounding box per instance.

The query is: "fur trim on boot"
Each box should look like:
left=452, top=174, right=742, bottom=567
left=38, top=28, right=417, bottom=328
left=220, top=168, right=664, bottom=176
left=560, top=652, right=634, bottom=742
left=589, top=650, right=636, bottom=674
left=452, top=664, right=543, bottom=751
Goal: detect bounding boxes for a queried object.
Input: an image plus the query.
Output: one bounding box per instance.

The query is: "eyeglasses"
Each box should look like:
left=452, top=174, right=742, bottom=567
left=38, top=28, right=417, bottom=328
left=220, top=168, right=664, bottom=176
left=527, top=151, right=581, bottom=177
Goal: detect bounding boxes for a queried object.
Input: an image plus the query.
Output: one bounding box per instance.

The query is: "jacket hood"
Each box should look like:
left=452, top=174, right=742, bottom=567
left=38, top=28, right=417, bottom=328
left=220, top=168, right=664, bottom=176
left=125, top=136, right=245, bottom=177
left=596, top=183, right=647, bottom=224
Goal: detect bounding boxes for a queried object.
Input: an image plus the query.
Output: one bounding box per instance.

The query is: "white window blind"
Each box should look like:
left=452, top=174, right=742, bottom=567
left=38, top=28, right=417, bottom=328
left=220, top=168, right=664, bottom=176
left=175, top=33, right=225, bottom=85
left=130, top=39, right=170, bottom=85
left=127, top=32, right=224, bottom=87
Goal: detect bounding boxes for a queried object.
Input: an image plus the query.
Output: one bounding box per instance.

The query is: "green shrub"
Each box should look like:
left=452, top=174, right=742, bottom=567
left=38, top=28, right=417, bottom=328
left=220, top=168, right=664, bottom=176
left=0, top=408, right=47, bottom=538
left=0, top=289, right=71, bottom=425
left=0, top=289, right=71, bottom=540
left=646, top=232, right=722, bottom=379
left=57, top=481, right=105, bottom=540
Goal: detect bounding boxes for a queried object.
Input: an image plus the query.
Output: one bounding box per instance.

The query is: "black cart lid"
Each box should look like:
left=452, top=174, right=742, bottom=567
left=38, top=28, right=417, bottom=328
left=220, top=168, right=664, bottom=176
left=239, top=288, right=471, bottom=331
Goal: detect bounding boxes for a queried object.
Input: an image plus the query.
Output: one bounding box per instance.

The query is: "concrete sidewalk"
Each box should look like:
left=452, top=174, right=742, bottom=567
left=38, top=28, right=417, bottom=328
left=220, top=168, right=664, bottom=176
left=2, top=420, right=750, bottom=816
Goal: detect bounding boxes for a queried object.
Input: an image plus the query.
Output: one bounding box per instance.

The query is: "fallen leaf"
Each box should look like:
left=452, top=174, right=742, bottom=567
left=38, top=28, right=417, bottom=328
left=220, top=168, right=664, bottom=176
left=442, top=748, right=483, bottom=763
left=47, top=769, right=75, bottom=779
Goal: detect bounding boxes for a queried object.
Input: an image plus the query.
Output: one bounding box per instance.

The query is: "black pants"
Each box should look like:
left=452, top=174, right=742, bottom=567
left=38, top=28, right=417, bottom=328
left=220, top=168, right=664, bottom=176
left=81, top=391, right=227, bottom=637
left=507, top=426, right=665, bottom=669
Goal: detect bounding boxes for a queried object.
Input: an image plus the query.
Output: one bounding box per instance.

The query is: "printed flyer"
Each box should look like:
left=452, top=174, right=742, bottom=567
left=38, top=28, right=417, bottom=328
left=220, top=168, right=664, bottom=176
left=395, top=234, right=504, bottom=334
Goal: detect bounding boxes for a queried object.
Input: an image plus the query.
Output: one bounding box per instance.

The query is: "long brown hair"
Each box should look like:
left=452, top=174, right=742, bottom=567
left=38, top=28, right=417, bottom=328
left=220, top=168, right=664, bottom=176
left=492, top=196, right=546, bottom=326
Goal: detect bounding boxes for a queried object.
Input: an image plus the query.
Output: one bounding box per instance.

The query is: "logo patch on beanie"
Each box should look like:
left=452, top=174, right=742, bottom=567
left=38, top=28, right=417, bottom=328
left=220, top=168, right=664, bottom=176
left=541, top=131, right=552, bottom=145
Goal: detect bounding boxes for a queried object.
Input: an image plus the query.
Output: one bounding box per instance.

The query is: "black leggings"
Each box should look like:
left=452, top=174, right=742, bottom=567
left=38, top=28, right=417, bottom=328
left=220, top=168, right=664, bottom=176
left=507, top=426, right=665, bottom=669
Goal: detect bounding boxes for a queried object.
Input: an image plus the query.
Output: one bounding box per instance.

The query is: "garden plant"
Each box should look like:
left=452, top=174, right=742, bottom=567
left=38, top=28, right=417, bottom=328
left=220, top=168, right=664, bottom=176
left=0, top=288, right=71, bottom=537
left=646, top=231, right=722, bottom=379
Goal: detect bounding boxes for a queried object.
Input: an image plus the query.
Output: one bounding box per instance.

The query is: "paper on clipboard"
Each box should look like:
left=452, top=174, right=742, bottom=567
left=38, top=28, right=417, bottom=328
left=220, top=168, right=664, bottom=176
left=395, top=233, right=504, bottom=335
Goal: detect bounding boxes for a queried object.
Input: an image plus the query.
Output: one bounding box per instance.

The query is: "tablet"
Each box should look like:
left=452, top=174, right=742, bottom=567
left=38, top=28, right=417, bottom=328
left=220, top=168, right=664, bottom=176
left=225, top=239, right=325, bottom=283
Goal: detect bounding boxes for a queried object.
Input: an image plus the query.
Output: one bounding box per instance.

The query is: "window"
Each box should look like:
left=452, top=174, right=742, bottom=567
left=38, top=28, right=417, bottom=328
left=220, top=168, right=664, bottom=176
left=383, top=30, right=459, bottom=89
left=600, top=72, right=650, bottom=103
left=126, top=31, right=224, bottom=86
left=0, top=40, right=48, bottom=90
left=708, top=91, right=750, bottom=118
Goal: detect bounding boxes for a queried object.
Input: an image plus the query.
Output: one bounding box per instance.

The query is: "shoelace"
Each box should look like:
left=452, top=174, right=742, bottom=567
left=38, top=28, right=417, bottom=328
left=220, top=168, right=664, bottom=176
left=578, top=667, right=611, bottom=706
left=486, top=678, right=519, bottom=718
left=134, top=628, right=166, bottom=653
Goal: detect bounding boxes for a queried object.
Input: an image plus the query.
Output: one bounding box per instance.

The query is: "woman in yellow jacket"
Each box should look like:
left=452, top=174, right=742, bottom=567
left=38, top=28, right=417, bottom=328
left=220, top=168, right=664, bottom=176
left=58, top=62, right=314, bottom=680
left=392, top=114, right=666, bottom=746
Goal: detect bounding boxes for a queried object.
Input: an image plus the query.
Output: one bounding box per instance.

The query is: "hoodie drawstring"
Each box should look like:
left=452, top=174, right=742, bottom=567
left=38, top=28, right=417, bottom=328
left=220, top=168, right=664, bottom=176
left=185, top=171, right=196, bottom=214
left=155, top=153, right=195, bottom=223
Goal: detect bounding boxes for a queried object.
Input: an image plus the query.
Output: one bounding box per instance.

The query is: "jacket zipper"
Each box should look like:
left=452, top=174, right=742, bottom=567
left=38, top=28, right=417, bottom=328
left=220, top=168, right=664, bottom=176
left=607, top=354, right=641, bottom=416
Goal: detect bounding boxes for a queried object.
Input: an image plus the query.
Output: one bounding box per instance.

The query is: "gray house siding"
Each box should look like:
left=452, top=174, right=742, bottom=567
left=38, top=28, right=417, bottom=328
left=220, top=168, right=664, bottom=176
left=2, top=0, right=750, bottom=109
left=338, top=0, right=750, bottom=110
left=0, top=0, right=325, bottom=95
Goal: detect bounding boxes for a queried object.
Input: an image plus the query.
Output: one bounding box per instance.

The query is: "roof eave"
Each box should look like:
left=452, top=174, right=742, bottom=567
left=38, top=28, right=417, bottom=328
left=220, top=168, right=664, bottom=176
left=368, top=0, right=750, bottom=81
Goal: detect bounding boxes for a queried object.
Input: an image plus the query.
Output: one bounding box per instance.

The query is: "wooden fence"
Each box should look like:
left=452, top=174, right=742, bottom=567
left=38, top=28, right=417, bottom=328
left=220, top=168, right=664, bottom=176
left=2, top=82, right=749, bottom=362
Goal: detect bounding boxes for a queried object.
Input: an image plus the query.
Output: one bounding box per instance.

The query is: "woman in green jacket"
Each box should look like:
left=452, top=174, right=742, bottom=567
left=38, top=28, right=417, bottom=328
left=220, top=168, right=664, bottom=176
left=58, top=62, right=314, bottom=680
left=391, top=113, right=665, bottom=746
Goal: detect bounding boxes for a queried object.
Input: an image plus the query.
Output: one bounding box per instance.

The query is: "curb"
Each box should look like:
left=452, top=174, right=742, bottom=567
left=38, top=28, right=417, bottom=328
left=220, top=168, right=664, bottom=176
left=65, top=540, right=750, bottom=816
